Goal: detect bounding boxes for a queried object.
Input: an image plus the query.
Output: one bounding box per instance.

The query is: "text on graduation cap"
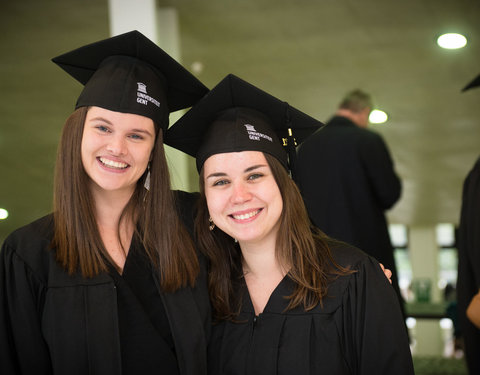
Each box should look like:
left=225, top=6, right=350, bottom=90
left=136, top=82, right=160, bottom=107
left=244, top=124, right=273, bottom=142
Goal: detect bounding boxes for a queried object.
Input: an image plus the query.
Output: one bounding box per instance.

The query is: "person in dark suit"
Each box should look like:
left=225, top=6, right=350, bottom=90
left=296, top=89, right=404, bottom=312
left=457, top=74, right=480, bottom=375
left=457, top=157, right=480, bottom=374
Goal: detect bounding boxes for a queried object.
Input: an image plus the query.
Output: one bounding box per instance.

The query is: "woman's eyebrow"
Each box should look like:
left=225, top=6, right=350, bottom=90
left=244, top=164, right=267, bottom=173
left=88, top=116, right=113, bottom=125
left=206, top=172, right=227, bottom=179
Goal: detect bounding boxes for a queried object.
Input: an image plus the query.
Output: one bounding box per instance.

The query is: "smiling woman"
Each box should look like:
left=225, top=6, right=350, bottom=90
left=204, top=151, right=283, bottom=249
left=0, top=31, right=210, bottom=375
left=168, top=73, right=414, bottom=375
left=81, top=107, right=155, bottom=198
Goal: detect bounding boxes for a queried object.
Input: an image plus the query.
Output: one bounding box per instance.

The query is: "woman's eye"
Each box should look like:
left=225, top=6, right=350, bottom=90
left=212, top=179, right=229, bottom=187
left=129, top=134, right=143, bottom=140
left=96, top=125, right=110, bottom=132
left=248, top=173, right=263, bottom=181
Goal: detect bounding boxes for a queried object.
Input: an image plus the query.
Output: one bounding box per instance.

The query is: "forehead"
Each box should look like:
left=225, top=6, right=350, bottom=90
left=85, top=106, right=155, bottom=129
left=204, top=151, right=267, bottom=171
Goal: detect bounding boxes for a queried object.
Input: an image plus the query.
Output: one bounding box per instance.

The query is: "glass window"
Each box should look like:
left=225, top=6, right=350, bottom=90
left=390, top=224, right=412, bottom=302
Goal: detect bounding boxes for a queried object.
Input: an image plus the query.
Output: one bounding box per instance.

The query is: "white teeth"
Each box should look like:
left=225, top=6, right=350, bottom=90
left=99, top=157, right=128, bottom=169
left=232, top=210, right=260, bottom=220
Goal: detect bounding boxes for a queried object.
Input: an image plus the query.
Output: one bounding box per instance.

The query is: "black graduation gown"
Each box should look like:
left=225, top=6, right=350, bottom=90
left=0, top=191, right=210, bottom=375
left=296, top=116, right=404, bottom=311
left=457, top=156, right=480, bottom=374
left=110, top=236, right=180, bottom=374
left=208, top=242, right=414, bottom=375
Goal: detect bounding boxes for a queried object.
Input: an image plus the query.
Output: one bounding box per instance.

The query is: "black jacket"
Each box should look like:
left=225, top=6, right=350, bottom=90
left=296, top=116, right=401, bottom=270
left=0, top=191, right=210, bottom=375
left=457, top=156, right=480, bottom=374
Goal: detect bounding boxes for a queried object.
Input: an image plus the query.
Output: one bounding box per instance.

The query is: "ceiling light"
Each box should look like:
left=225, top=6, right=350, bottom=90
left=369, top=109, right=388, bottom=124
left=191, top=61, right=204, bottom=75
left=406, top=317, right=417, bottom=329
left=437, top=33, right=467, bottom=49
left=0, top=208, right=8, bottom=220
left=439, top=318, right=453, bottom=330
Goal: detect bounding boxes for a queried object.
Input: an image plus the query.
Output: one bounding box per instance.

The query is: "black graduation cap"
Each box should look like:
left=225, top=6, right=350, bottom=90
left=52, top=30, right=208, bottom=131
left=166, top=74, right=323, bottom=175
left=462, top=74, right=480, bottom=92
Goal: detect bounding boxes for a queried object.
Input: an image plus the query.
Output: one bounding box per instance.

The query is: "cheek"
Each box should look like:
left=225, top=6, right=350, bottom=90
left=134, top=143, right=154, bottom=166
left=205, top=189, right=223, bottom=219
left=268, top=186, right=283, bottom=215
left=80, top=131, right=100, bottom=155
left=204, top=189, right=215, bottom=213
left=139, top=148, right=152, bottom=165
left=80, top=136, right=90, bottom=167
left=275, top=196, right=284, bottom=217
left=145, top=140, right=155, bottom=158
left=145, top=141, right=155, bottom=161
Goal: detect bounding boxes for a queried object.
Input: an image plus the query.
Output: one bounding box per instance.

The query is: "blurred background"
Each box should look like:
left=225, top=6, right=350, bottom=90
left=1, top=0, right=479, bottom=373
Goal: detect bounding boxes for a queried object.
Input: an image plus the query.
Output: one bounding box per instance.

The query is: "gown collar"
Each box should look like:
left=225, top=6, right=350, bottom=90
left=241, top=274, right=296, bottom=315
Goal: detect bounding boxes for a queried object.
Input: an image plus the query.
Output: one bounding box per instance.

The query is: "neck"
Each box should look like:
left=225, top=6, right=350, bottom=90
left=91, top=185, right=136, bottom=271
left=240, top=240, right=289, bottom=315
left=335, top=108, right=369, bottom=128
left=240, top=239, right=285, bottom=279
left=91, top=186, right=134, bottom=228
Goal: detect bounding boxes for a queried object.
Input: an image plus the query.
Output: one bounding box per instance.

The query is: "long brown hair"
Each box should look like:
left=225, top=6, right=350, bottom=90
left=52, top=106, right=199, bottom=291
left=195, top=152, right=352, bottom=320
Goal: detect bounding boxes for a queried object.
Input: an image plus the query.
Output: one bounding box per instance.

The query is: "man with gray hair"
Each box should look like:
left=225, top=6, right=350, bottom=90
left=337, top=89, right=373, bottom=128
left=296, top=89, right=404, bottom=316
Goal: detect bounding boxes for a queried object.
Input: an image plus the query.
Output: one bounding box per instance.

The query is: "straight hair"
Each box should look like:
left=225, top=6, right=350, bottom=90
left=52, top=106, right=199, bottom=291
left=195, top=152, right=352, bottom=320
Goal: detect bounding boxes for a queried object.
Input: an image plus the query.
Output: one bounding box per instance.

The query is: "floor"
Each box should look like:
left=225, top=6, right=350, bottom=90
left=410, top=319, right=468, bottom=375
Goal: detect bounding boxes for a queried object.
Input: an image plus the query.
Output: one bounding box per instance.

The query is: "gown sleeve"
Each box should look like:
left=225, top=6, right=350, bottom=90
left=0, top=239, right=52, bottom=374
left=347, top=254, right=413, bottom=374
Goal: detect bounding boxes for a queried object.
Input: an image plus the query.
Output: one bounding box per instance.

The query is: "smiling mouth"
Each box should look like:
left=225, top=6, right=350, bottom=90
left=231, top=209, right=261, bottom=220
left=98, top=157, right=129, bottom=170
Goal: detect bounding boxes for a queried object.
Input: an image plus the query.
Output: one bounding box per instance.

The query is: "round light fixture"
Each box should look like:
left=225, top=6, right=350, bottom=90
left=406, top=317, right=417, bottom=329
left=0, top=208, right=8, bottom=220
left=191, top=61, right=204, bottom=75
left=437, top=33, right=467, bottom=49
left=369, top=109, right=388, bottom=124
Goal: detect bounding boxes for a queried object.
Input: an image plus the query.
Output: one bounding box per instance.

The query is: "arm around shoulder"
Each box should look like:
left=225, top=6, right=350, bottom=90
left=350, top=254, right=414, bottom=374
left=466, top=289, right=480, bottom=329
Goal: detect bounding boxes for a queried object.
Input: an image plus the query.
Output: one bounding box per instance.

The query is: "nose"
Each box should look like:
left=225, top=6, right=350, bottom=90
left=230, top=181, right=252, bottom=204
left=106, top=135, right=127, bottom=156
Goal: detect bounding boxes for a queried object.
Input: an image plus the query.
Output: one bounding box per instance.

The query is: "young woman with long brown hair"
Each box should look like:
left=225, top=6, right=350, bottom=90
left=0, top=31, right=210, bottom=375
left=168, top=74, right=414, bottom=375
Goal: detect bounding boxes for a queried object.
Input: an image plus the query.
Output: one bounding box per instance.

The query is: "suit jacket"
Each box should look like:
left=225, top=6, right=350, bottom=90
left=296, top=115, right=401, bottom=270
left=0, top=191, right=210, bottom=375
left=457, top=156, right=480, bottom=374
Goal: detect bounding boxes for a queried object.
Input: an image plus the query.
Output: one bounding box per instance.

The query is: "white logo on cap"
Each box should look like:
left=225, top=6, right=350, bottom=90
left=244, top=124, right=273, bottom=142
left=136, top=82, right=160, bottom=108
left=137, top=82, right=147, bottom=94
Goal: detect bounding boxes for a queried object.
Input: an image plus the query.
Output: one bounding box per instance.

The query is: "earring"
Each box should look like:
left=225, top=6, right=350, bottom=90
left=144, top=163, right=151, bottom=191
left=209, top=217, right=215, bottom=231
